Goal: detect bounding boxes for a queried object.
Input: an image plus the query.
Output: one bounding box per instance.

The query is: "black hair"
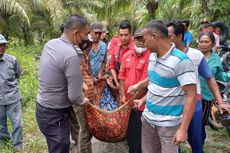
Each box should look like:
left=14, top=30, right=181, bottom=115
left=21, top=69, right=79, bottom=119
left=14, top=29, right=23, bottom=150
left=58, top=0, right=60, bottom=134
left=64, top=14, right=89, bottom=32
left=119, top=20, right=131, bottom=33
left=60, top=24, right=64, bottom=33
left=166, top=20, right=185, bottom=41
left=182, top=19, right=190, bottom=27
left=198, top=32, right=215, bottom=45
left=205, top=23, right=214, bottom=28
left=144, top=20, right=168, bottom=38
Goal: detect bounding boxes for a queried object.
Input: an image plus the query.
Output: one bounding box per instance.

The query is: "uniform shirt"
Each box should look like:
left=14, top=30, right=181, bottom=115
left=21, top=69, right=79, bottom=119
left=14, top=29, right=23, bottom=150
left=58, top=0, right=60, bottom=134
left=118, top=49, right=150, bottom=110
left=143, top=44, right=196, bottom=127
left=183, top=31, right=193, bottom=46
left=200, top=51, right=230, bottom=101
left=185, top=47, right=212, bottom=111
left=37, top=36, right=84, bottom=109
left=89, top=41, right=107, bottom=77
left=0, top=54, right=21, bottom=105
left=109, top=36, right=134, bottom=71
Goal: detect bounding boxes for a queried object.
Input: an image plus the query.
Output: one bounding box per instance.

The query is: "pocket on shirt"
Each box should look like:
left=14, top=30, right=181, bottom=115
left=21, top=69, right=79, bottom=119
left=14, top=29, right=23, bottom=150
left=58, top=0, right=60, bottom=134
left=136, top=62, right=145, bottom=70
left=125, top=62, right=132, bottom=70
left=5, top=63, right=15, bottom=80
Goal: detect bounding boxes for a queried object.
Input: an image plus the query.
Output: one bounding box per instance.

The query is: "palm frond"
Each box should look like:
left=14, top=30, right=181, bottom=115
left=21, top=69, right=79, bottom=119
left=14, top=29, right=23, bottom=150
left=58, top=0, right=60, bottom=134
left=0, top=0, right=30, bottom=25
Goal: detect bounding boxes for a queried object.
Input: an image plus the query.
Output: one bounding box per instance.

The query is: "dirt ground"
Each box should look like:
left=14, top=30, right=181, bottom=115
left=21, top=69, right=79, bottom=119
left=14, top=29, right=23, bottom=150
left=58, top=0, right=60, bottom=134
left=70, top=137, right=129, bottom=153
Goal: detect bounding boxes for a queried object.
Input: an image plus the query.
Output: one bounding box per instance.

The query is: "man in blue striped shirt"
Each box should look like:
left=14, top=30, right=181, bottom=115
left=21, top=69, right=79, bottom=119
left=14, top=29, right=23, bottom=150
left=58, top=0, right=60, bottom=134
left=128, top=20, right=197, bottom=153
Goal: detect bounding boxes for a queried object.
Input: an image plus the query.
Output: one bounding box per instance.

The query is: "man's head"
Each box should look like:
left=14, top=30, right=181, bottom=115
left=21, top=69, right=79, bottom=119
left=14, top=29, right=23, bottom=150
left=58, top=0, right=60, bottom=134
left=167, top=20, right=185, bottom=48
left=134, top=29, right=146, bottom=54
left=143, top=20, right=168, bottom=53
left=90, top=22, right=103, bottom=43
left=206, top=23, right=214, bottom=33
left=64, top=14, right=90, bottom=49
left=118, top=20, right=132, bottom=46
left=182, top=19, right=190, bottom=31
left=101, top=28, right=109, bottom=40
left=201, top=18, right=209, bottom=29
left=0, top=34, right=7, bottom=58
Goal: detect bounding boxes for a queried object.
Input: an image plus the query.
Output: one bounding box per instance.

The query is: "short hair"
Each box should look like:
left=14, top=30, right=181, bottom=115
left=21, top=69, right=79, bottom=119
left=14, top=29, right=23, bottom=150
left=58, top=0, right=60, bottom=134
left=119, top=20, right=131, bottom=33
left=144, top=20, right=168, bottom=38
left=64, top=14, right=89, bottom=32
left=60, top=24, right=64, bottom=33
left=198, top=32, right=215, bottom=45
left=166, top=20, right=185, bottom=41
left=182, top=20, right=190, bottom=27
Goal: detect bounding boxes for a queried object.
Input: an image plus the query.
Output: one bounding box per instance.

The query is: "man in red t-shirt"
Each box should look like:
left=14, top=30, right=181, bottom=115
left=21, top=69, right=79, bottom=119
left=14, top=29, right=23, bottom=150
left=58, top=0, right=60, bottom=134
left=118, top=29, right=150, bottom=153
left=109, top=20, right=134, bottom=88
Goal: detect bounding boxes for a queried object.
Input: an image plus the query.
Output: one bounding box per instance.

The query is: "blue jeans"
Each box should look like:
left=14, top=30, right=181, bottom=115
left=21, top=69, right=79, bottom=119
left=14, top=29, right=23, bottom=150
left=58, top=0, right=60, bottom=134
left=179, top=101, right=205, bottom=153
left=0, top=101, right=23, bottom=148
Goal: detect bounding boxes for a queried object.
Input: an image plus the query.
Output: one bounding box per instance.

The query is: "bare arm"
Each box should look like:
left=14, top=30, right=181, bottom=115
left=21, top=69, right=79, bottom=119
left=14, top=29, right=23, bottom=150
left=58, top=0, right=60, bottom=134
left=206, top=77, right=230, bottom=114
left=127, top=78, right=149, bottom=96
left=111, top=69, right=119, bottom=87
left=172, top=84, right=196, bottom=145
left=97, top=63, right=106, bottom=79
left=207, top=77, right=222, bottom=103
left=180, top=84, right=197, bottom=131
left=133, top=95, right=147, bottom=109
left=119, top=80, right=126, bottom=104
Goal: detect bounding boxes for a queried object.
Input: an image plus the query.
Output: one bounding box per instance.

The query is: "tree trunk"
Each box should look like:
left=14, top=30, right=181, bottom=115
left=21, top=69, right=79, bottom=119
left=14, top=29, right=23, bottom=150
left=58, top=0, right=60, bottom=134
left=201, top=0, right=209, bottom=15
left=146, top=1, right=159, bottom=19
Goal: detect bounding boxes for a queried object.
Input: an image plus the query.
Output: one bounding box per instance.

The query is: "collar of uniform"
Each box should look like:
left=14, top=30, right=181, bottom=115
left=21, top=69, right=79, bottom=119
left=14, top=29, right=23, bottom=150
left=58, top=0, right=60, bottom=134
left=60, top=36, right=82, bottom=52
left=91, top=40, right=103, bottom=53
left=0, top=54, right=6, bottom=61
left=160, top=43, right=175, bottom=60
left=119, top=38, right=134, bottom=50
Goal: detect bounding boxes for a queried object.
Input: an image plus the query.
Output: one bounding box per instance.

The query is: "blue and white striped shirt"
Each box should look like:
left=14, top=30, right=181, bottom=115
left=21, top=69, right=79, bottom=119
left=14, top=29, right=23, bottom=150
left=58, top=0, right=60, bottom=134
left=143, top=44, right=196, bottom=127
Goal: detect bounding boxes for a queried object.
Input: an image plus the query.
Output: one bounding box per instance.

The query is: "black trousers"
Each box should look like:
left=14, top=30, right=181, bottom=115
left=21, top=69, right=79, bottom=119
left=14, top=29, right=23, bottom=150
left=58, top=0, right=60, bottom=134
left=127, top=109, right=143, bottom=153
left=36, top=103, right=71, bottom=153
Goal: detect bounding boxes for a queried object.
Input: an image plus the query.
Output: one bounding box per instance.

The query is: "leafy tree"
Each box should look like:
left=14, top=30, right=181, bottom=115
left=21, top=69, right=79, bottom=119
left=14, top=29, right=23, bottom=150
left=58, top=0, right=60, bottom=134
left=0, top=0, right=30, bottom=39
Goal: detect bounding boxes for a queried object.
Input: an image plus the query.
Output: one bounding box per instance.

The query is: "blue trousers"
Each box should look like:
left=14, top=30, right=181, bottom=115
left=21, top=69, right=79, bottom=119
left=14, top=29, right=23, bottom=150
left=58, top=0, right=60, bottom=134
left=0, top=101, right=23, bottom=148
left=179, top=102, right=205, bottom=153
left=187, top=109, right=205, bottom=153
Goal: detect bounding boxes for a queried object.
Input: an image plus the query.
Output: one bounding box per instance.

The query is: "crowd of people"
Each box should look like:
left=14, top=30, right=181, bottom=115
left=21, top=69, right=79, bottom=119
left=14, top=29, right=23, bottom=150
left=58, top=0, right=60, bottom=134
left=0, top=14, right=230, bottom=153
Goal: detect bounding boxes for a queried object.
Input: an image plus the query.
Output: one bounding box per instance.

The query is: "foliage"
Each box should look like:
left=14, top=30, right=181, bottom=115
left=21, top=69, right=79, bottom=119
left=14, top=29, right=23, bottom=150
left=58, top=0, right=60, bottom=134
left=0, top=0, right=30, bottom=38
left=0, top=45, right=47, bottom=153
left=0, top=0, right=229, bottom=44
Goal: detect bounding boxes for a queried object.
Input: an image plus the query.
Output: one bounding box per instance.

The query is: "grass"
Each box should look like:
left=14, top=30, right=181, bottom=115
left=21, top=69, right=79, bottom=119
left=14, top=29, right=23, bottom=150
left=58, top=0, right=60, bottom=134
left=0, top=45, right=47, bottom=153
left=1, top=45, right=230, bottom=153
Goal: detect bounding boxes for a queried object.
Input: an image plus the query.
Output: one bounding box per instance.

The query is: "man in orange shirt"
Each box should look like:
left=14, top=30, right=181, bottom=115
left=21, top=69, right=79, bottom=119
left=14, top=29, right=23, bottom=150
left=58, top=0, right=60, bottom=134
left=109, top=20, right=134, bottom=88
left=119, top=29, right=150, bottom=153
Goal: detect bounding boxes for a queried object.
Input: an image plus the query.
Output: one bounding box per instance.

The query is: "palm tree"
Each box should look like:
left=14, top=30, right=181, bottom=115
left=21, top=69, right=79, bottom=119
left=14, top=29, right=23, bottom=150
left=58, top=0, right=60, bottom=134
left=0, top=0, right=30, bottom=38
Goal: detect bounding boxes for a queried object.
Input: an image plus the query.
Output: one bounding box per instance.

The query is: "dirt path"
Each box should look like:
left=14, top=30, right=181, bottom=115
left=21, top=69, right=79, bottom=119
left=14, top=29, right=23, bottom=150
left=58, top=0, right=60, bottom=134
left=70, top=137, right=129, bottom=153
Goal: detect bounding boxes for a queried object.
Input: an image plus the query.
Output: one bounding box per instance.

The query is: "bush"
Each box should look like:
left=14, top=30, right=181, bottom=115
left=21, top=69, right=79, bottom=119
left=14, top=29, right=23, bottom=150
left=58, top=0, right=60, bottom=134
left=6, top=45, right=43, bottom=107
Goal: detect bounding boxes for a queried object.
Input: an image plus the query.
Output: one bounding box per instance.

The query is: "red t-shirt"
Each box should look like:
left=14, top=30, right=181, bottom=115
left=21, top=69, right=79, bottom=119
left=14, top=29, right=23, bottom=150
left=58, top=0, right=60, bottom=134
left=118, top=49, right=150, bottom=111
left=109, top=36, right=134, bottom=70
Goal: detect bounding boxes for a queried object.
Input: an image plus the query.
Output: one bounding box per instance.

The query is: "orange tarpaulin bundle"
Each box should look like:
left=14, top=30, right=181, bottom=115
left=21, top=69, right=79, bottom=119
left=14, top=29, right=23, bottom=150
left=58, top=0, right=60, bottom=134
left=85, top=99, right=133, bottom=142
left=81, top=52, right=134, bottom=142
